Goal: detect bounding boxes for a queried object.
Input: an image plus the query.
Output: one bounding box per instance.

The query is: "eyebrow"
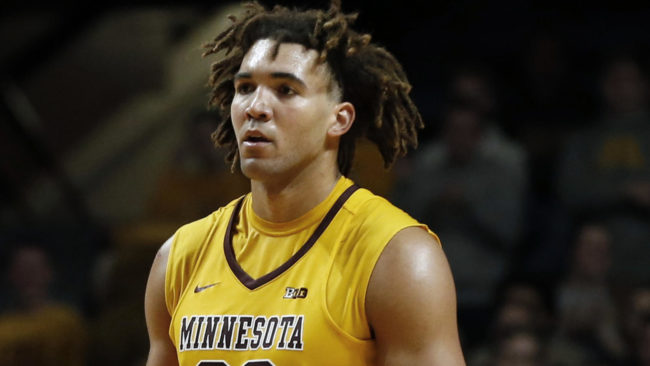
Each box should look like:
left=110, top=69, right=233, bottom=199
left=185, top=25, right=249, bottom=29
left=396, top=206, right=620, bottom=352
left=234, top=72, right=307, bottom=88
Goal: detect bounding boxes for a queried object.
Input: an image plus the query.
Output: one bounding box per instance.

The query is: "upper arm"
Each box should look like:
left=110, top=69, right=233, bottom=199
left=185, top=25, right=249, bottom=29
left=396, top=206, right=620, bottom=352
left=366, top=227, right=466, bottom=366
left=145, top=236, right=179, bottom=366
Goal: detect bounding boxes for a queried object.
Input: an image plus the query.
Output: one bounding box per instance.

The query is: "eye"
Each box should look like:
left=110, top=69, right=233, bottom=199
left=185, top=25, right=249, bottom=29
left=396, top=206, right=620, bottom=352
left=278, top=85, right=297, bottom=96
left=235, top=82, right=255, bottom=94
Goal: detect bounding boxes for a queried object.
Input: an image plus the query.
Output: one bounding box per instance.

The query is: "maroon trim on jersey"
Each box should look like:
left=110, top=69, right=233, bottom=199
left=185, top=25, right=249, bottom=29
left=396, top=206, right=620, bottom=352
left=224, top=184, right=360, bottom=290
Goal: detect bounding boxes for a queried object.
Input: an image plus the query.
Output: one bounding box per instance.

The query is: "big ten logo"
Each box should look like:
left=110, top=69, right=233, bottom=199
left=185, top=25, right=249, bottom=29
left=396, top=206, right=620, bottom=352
left=283, top=287, right=308, bottom=299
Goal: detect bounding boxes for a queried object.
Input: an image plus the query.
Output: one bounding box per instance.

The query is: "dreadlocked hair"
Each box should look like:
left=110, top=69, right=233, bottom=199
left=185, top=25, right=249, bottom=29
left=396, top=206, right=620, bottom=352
left=202, top=0, right=424, bottom=175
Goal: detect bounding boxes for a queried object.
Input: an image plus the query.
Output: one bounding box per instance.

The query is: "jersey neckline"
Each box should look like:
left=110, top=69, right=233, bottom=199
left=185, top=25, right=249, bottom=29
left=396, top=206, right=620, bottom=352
left=245, top=176, right=352, bottom=236
left=224, top=184, right=359, bottom=290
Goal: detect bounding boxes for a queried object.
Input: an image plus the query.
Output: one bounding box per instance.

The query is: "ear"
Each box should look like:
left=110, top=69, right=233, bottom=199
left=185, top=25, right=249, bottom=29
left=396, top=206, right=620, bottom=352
left=328, top=102, right=355, bottom=137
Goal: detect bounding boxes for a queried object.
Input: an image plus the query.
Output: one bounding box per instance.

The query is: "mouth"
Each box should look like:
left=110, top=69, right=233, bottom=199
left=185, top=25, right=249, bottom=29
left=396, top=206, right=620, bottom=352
left=245, top=136, right=270, bottom=143
left=243, top=131, right=271, bottom=145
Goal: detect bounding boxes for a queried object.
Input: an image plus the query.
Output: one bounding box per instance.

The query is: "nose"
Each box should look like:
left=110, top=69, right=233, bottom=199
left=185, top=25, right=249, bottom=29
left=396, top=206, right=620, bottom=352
left=245, top=88, right=272, bottom=122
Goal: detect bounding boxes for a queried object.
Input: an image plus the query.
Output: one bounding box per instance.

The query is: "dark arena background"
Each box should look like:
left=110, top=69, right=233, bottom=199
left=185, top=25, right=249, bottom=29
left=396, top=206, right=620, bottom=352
left=1, top=0, right=650, bottom=365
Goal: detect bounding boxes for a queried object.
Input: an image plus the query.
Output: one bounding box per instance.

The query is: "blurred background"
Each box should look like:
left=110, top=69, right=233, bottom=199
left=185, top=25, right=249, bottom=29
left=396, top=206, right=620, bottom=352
left=1, top=0, right=649, bottom=365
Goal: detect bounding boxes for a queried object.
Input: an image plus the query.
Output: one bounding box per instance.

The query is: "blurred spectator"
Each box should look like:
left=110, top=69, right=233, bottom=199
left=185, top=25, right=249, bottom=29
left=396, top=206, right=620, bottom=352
left=512, top=34, right=576, bottom=281
left=392, top=102, right=527, bottom=345
left=622, top=286, right=650, bottom=365
left=623, top=286, right=650, bottom=341
left=468, top=280, right=552, bottom=366
left=0, top=244, right=87, bottom=366
left=635, top=318, right=650, bottom=366
left=448, top=64, right=499, bottom=119
left=548, top=222, right=627, bottom=365
left=447, top=64, right=525, bottom=169
left=492, top=329, right=547, bottom=366
left=498, top=281, right=553, bottom=335
left=557, top=54, right=650, bottom=285
left=520, top=34, right=573, bottom=118
left=88, top=242, right=158, bottom=366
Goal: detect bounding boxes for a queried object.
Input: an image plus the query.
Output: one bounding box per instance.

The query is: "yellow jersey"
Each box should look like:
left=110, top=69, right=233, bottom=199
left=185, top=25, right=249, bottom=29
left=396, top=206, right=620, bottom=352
left=165, top=177, right=436, bottom=365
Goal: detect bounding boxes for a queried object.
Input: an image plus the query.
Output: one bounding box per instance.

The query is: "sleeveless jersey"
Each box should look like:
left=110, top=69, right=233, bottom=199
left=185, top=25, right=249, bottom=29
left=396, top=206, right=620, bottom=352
left=165, top=177, right=437, bottom=366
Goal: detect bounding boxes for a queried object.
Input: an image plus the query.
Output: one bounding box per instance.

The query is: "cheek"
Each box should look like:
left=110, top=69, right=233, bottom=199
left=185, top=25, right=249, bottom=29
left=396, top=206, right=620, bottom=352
left=288, top=100, right=332, bottom=137
left=230, top=98, right=244, bottom=122
left=230, top=99, right=246, bottom=137
left=285, top=114, right=326, bottom=146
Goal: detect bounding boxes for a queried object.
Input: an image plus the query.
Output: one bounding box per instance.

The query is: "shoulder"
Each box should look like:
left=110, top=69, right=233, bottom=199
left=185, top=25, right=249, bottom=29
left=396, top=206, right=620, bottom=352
left=344, top=187, right=420, bottom=226
left=368, top=226, right=444, bottom=292
left=366, top=226, right=464, bottom=364
left=331, top=186, right=440, bottom=284
left=367, top=226, right=446, bottom=308
left=342, top=187, right=437, bottom=247
left=163, top=195, right=246, bottom=312
left=374, top=227, right=446, bottom=275
left=324, top=187, right=439, bottom=340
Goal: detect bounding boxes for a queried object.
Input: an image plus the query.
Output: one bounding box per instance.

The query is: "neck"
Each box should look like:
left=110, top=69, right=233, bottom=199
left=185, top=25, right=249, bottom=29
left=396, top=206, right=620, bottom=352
left=250, top=163, right=341, bottom=223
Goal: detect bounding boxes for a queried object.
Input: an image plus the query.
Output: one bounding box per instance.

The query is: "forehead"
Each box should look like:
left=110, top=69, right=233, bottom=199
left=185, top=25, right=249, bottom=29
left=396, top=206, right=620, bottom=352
left=239, top=39, right=331, bottom=84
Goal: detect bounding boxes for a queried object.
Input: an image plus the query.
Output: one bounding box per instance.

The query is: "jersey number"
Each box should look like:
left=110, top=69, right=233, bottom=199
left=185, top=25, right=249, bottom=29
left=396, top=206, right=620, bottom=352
left=198, top=361, right=274, bottom=366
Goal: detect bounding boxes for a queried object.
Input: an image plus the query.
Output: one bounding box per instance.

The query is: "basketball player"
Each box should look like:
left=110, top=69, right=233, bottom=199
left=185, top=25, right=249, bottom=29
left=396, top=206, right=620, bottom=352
left=145, top=1, right=465, bottom=365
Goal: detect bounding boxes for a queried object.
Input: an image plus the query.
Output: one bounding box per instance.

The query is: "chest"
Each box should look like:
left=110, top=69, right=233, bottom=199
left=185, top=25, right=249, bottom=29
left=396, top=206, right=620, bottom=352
left=170, top=227, right=373, bottom=365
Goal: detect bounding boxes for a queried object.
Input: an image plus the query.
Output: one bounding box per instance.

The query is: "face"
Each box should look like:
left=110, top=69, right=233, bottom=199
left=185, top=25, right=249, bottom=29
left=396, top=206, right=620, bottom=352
left=444, top=108, right=482, bottom=163
left=602, top=60, right=647, bottom=114
left=9, top=246, right=53, bottom=302
left=231, top=39, right=343, bottom=183
left=574, top=225, right=611, bottom=280
left=495, top=332, right=541, bottom=366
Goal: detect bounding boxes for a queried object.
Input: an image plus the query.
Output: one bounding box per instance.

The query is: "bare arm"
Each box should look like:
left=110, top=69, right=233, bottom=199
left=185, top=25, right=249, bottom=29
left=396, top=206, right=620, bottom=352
left=145, top=236, right=179, bottom=366
left=366, top=227, right=465, bottom=365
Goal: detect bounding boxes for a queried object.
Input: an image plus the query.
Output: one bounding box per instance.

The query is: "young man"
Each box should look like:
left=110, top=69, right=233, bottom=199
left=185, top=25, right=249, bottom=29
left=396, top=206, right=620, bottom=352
left=145, top=2, right=465, bottom=365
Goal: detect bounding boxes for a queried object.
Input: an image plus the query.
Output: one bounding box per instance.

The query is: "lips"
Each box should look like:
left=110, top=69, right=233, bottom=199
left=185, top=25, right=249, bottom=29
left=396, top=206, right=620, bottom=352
left=242, top=130, right=271, bottom=145
left=245, top=135, right=270, bottom=143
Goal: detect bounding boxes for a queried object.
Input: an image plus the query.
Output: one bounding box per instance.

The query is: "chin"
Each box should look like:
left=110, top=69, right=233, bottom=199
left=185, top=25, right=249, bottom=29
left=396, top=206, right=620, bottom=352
left=239, top=159, right=274, bottom=181
left=240, top=158, right=301, bottom=185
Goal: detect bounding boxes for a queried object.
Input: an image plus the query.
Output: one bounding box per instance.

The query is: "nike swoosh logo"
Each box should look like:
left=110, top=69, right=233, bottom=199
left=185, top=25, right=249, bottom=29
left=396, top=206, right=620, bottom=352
left=194, top=282, right=221, bottom=293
